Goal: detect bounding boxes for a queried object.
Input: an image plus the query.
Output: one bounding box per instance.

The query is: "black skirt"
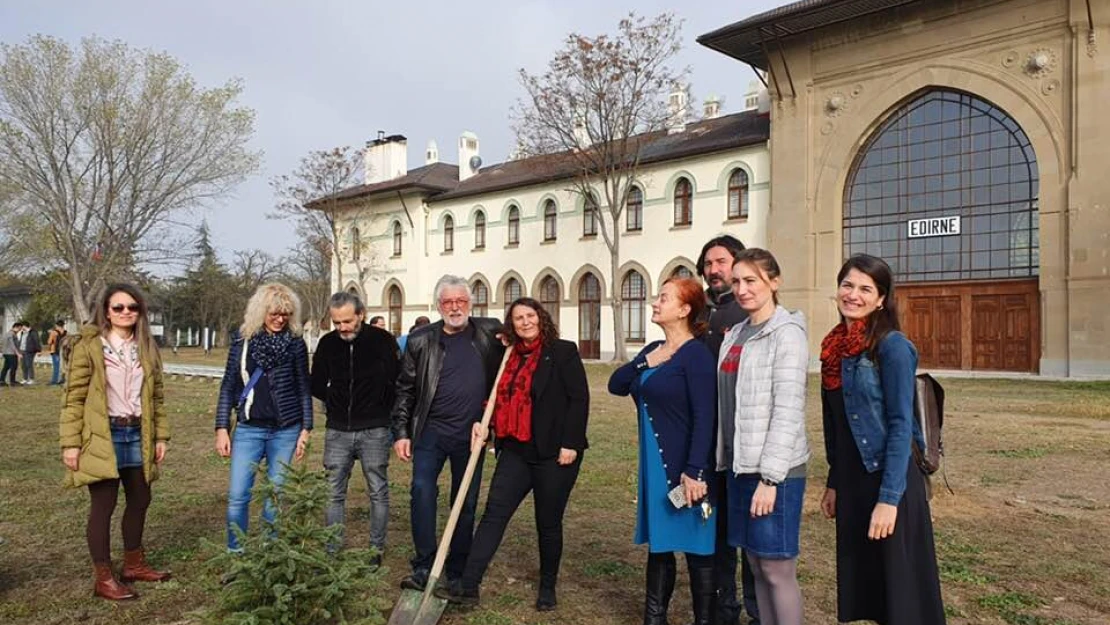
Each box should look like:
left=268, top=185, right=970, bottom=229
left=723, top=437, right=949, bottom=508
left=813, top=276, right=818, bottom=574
left=824, top=388, right=946, bottom=625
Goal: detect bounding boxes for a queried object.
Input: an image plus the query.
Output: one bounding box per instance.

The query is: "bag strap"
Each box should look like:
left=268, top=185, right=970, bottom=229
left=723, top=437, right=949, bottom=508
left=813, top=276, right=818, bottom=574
left=237, top=337, right=263, bottom=417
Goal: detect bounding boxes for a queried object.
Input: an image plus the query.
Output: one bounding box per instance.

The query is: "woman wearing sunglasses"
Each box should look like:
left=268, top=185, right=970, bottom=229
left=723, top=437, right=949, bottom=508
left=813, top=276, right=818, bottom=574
left=215, top=283, right=313, bottom=551
left=60, top=283, right=171, bottom=600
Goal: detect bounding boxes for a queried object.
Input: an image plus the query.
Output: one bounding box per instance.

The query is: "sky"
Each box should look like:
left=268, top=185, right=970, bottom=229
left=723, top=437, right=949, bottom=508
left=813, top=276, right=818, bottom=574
left=0, top=0, right=783, bottom=266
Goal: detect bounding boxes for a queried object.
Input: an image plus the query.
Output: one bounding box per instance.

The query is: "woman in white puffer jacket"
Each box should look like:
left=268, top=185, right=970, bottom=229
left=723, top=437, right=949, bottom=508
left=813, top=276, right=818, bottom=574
left=716, top=248, right=809, bottom=625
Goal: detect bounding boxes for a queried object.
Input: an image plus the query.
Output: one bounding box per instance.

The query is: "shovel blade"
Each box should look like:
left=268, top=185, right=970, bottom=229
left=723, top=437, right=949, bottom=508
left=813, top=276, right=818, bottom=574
left=410, top=594, right=449, bottom=625
left=386, top=589, right=425, bottom=625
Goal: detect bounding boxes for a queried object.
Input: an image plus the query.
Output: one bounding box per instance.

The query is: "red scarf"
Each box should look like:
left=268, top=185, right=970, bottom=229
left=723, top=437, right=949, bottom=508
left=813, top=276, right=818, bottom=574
left=820, top=320, right=869, bottom=390
left=493, top=340, right=542, bottom=443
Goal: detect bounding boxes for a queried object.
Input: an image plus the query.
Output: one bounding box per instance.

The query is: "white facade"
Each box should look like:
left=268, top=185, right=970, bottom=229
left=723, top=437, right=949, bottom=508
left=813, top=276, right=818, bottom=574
left=330, top=121, right=770, bottom=360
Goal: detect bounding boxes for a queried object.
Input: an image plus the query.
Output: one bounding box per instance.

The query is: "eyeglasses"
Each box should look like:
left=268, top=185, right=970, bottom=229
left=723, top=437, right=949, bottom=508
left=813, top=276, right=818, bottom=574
left=267, top=311, right=292, bottom=319
left=110, top=304, right=141, bottom=313
left=439, top=298, right=470, bottom=309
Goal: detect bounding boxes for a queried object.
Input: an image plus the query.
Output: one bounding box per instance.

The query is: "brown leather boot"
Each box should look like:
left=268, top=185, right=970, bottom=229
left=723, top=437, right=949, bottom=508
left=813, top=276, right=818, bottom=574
left=93, top=562, right=138, bottom=600
left=121, top=549, right=172, bottom=583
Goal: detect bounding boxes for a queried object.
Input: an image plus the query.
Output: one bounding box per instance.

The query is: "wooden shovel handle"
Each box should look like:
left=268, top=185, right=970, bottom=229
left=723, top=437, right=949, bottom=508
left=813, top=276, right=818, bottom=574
left=425, top=346, right=511, bottom=582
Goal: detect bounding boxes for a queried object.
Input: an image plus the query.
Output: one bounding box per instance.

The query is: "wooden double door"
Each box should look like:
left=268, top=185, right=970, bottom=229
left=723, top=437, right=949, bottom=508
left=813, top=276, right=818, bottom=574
left=896, top=279, right=1039, bottom=373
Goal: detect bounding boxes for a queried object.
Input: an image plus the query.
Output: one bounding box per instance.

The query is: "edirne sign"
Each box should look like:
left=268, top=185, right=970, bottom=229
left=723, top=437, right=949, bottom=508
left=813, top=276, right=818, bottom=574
left=908, top=216, right=961, bottom=238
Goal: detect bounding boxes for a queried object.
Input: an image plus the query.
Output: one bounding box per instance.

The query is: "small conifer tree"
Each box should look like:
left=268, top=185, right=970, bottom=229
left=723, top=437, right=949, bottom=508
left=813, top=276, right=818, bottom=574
left=207, top=447, right=387, bottom=624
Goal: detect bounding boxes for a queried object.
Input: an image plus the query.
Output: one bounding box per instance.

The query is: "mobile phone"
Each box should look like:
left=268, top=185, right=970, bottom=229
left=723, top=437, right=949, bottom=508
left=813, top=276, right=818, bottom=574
left=667, top=484, right=687, bottom=508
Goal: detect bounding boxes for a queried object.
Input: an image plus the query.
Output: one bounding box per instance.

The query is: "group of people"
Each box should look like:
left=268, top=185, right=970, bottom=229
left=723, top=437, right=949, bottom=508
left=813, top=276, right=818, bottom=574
left=57, top=234, right=945, bottom=625
left=3, top=319, right=68, bottom=386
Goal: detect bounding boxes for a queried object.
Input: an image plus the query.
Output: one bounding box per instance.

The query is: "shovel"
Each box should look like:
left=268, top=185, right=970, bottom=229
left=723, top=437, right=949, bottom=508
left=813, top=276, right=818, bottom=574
left=387, top=348, right=511, bottom=625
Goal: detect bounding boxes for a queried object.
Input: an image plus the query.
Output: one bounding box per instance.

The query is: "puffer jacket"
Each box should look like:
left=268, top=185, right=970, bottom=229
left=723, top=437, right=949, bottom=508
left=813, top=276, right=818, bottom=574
left=716, top=306, right=810, bottom=483
left=59, top=325, right=169, bottom=488
left=215, top=330, right=313, bottom=431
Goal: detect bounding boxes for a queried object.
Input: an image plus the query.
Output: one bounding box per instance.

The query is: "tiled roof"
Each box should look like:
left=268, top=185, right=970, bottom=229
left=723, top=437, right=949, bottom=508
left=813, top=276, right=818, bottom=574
left=306, top=162, right=459, bottom=207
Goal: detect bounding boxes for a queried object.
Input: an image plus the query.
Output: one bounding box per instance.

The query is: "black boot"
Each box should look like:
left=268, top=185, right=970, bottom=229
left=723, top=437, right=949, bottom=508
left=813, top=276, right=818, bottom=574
left=687, top=558, right=716, bottom=625
left=644, top=553, right=676, bottom=625
left=536, top=570, right=557, bottom=611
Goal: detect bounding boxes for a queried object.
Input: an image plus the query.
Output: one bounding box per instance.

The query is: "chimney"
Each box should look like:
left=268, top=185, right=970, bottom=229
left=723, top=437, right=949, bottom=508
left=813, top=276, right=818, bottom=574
left=703, top=94, right=722, bottom=119
left=425, top=140, right=439, bottom=165
left=364, top=132, right=408, bottom=184
left=667, top=85, right=688, bottom=134
left=458, top=131, right=480, bottom=182
left=743, top=79, right=761, bottom=111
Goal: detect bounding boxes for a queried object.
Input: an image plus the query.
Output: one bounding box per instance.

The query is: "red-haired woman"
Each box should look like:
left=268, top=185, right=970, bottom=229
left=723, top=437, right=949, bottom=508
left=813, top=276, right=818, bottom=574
left=608, top=277, right=718, bottom=625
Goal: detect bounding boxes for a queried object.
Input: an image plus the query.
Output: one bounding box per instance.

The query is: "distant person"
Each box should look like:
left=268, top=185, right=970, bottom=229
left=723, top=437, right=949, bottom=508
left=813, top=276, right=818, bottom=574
left=48, top=320, right=68, bottom=385
left=19, top=321, right=41, bottom=384
left=718, top=249, right=809, bottom=625
left=1, top=323, right=19, bottom=386
left=311, top=292, right=399, bottom=564
left=390, top=275, right=505, bottom=592
left=60, top=283, right=171, bottom=600
left=437, top=297, right=589, bottom=611
left=369, top=315, right=387, bottom=331
left=819, top=255, right=945, bottom=625
left=608, top=277, right=718, bottom=625
left=398, top=316, right=431, bottom=353
left=215, top=283, right=313, bottom=551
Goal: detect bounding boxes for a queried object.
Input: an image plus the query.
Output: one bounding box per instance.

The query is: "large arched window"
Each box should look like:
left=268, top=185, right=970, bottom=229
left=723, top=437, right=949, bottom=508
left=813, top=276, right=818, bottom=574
left=671, top=265, right=694, bottom=279
left=727, top=169, right=749, bottom=219
left=391, top=221, right=402, bottom=257
left=622, top=270, right=647, bottom=341
left=350, top=227, right=361, bottom=262
left=474, top=210, right=486, bottom=249
left=626, top=186, right=643, bottom=231
left=543, top=200, right=557, bottom=241
left=387, top=286, right=403, bottom=336
left=471, top=281, right=489, bottom=318
left=673, top=178, right=692, bottom=226
left=503, top=278, right=523, bottom=312
left=443, top=215, right=454, bottom=252
left=578, top=273, right=601, bottom=359
left=540, top=276, right=560, bottom=325
left=845, top=89, right=1039, bottom=281
left=583, top=193, right=598, bottom=237
left=507, top=205, right=520, bottom=245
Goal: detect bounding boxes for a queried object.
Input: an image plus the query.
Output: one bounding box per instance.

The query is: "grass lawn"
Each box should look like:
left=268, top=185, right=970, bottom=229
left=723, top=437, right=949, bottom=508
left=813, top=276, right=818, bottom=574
left=162, top=346, right=230, bottom=368
left=1, top=366, right=1108, bottom=624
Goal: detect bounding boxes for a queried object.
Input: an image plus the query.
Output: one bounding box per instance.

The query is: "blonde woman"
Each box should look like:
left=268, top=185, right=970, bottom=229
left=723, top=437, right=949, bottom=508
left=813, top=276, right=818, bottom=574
left=215, top=283, right=313, bottom=551
left=60, top=283, right=171, bottom=600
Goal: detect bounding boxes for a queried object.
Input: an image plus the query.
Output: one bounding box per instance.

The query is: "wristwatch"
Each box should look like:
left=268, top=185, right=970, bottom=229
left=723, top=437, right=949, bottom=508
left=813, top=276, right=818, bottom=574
left=760, top=477, right=779, bottom=487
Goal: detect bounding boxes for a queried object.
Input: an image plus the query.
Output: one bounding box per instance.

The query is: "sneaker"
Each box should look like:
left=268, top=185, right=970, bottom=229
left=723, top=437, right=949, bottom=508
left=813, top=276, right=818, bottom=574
left=368, top=553, right=382, bottom=571
left=399, top=572, right=428, bottom=591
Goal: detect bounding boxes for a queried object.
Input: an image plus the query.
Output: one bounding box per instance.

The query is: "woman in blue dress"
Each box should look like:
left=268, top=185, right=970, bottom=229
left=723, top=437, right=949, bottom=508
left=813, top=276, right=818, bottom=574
left=609, top=277, right=718, bottom=625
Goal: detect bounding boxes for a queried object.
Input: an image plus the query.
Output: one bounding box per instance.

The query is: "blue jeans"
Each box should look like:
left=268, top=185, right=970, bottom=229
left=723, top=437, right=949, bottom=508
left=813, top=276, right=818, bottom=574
left=51, top=353, right=61, bottom=384
left=226, top=423, right=300, bottom=550
left=324, top=427, right=391, bottom=551
left=410, top=426, right=485, bottom=580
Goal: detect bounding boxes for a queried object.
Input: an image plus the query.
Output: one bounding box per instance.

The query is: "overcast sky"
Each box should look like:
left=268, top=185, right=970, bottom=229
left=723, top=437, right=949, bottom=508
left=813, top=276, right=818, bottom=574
left=1, top=0, right=782, bottom=266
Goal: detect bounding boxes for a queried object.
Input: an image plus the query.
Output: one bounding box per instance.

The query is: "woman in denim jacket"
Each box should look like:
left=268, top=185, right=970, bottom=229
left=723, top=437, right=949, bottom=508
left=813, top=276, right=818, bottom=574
left=818, top=255, right=944, bottom=625
left=214, top=283, right=313, bottom=551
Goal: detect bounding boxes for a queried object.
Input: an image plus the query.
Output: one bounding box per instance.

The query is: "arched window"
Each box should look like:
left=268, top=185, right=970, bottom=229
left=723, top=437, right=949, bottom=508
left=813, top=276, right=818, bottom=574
left=503, top=278, right=523, bottom=312
left=626, top=186, right=643, bottom=232
left=543, top=199, right=557, bottom=241
left=578, top=273, right=601, bottom=359
left=351, top=227, right=361, bottom=262
left=622, top=270, right=647, bottom=341
left=507, top=205, right=520, bottom=245
left=540, top=276, right=560, bottom=324
left=387, top=286, right=403, bottom=336
left=673, top=178, right=692, bottom=226
left=443, top=215, right=454, bottom=252
left=471, top=281, right=489, bottom=318
left=474, top=210, right=486, bottom=249
left=844, top=89, right=1039, bottom=281
left=583, top=193, right=598, bottom=237
left=671, top=265, right=694, bottom=279
left=727, top=169, right=749, bottom=219
left=392, top=221, right=402, bottom=256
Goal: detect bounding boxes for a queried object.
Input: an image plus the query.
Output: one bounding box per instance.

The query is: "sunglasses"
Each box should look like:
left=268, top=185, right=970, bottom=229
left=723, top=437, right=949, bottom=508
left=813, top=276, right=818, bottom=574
left=110, top=304, right=141, bottom=313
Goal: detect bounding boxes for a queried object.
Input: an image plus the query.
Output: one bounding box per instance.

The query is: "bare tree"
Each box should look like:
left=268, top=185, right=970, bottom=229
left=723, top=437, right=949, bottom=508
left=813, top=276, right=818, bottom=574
left=513, top=13, right=688, bottom=361
left=231, top=248, right=278, bottom=295
left=0, top=36, right=260, bottom=321
left=280, top=234, right=332, bottom=332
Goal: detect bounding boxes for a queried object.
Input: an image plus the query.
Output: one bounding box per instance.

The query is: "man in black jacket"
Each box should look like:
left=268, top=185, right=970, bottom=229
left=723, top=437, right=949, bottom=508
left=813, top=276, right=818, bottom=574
left=391, top=275, right=505, bottom=591
left=696, top=235, right=760, bottom=625
left=311, top=292, right=400, bottom=563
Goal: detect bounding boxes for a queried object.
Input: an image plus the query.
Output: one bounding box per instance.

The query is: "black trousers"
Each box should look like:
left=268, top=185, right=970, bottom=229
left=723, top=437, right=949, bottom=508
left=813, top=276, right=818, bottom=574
left=1, top=355, right=17, bottom=384
left=460, top=445, right=582, bottom=590
left=715, top=470, right=760, bottom=622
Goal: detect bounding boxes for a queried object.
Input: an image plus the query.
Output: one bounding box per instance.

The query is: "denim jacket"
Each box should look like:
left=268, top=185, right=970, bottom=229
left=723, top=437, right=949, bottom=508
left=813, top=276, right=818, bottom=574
left=835, top=331, right=923, bottom=506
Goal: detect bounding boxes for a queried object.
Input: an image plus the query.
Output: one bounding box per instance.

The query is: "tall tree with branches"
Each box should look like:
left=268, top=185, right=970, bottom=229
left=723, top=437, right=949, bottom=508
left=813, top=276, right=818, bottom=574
left=0, top=35, right=260, bottom=321
left=513, top=13, right=689, bottom=361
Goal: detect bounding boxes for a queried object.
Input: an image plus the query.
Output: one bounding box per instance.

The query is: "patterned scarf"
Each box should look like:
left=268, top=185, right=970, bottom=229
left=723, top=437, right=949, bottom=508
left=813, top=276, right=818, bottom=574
left=492, top=339, right=543, bottom=443
left=819, top=320, right=869, bottom=390
left=249, top=329, right=294, bottom=371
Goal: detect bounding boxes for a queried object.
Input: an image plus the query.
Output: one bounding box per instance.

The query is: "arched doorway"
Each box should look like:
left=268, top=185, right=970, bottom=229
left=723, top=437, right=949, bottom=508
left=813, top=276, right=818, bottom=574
left=387, top=285, right=403, bottom=337
left=577, top=273, right=601, bottom=359
left=844, top=89, right=1039, bottom=371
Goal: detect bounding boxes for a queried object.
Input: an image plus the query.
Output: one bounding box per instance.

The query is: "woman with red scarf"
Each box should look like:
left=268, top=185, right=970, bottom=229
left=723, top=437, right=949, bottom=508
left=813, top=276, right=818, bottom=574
left=819, top=254, right=945, bottom=625
left=437, top=297, right=589, bottom=612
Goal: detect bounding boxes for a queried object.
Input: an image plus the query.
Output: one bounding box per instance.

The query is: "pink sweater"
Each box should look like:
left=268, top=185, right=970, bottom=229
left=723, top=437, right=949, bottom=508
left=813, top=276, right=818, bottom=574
left=101, top=336, right=143, bottom=418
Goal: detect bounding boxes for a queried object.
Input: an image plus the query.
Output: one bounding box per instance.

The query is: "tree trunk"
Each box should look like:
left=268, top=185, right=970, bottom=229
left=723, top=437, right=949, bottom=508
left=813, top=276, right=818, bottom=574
left=70, top=270, right=89, bottom=325
left=609, top=235, right=627, bottom=362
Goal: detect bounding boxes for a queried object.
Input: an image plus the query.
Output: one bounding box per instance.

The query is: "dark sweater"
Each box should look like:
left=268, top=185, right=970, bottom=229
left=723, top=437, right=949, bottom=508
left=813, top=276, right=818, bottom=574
left=311, top=324, right=400, bottom=431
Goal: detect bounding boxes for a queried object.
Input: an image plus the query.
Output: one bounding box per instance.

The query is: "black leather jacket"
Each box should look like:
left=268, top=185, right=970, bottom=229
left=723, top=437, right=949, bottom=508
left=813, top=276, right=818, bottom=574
left=390, top=317, right=505, bottom=442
